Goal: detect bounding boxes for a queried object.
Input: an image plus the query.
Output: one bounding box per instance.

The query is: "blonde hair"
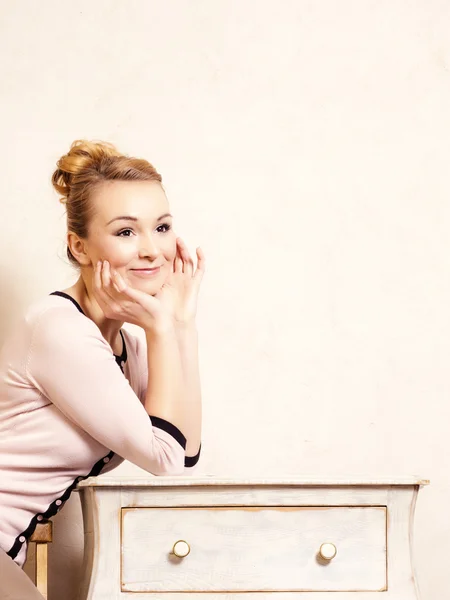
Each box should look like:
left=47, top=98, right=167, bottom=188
left=52, top=140, right=163, bottom=266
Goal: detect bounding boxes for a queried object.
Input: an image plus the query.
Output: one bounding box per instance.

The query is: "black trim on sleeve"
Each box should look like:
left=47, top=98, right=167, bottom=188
left=7, top=300, right=130, bottom=562
left=149, top=415, right=187, bottom=450
left=185, top=443, right=201, bottom=467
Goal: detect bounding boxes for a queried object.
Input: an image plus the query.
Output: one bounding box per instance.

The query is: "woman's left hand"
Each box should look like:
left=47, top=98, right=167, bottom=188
left=155, top=238, right=206, bottom=326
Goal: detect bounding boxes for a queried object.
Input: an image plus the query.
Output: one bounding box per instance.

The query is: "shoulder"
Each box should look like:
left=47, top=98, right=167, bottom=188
left=24, top=294, right=107, bottom=349
left=0, top=294, right=111, bottom=379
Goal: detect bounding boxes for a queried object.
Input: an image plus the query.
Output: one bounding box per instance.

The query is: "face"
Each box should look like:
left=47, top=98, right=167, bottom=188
left=73, top=180, right=177, bottom=294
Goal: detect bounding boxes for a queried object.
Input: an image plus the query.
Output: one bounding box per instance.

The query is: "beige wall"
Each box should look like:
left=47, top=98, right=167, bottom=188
left=1, top=1, right=448, bottom=598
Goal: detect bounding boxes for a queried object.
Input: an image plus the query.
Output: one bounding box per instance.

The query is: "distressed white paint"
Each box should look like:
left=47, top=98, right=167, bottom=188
left=75, top=478, right=424, bottom=599
left=121, top=506, right=386, bottom=592
left=79, top=476, right=428, bottom=487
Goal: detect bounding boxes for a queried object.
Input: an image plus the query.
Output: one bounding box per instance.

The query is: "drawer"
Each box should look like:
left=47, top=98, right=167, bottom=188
left=121, top=506, right=386, bottom=593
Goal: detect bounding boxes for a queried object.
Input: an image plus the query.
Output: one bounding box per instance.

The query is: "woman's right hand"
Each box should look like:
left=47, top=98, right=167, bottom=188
left=92, top=260, right=173, bottom=333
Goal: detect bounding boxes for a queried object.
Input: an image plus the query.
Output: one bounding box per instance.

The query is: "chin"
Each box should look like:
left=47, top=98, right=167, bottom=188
left=133, top=279, right=163, bottom=293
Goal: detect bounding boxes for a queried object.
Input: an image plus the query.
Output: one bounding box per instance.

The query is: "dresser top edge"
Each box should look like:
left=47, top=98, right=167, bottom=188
left=75, top=476, right=429, bottom=489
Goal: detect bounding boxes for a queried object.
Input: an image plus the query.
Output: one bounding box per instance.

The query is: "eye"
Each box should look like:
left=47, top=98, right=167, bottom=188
left=157, top=223, right=172, bottom=233
left=116, top=228, right=134, bottom=237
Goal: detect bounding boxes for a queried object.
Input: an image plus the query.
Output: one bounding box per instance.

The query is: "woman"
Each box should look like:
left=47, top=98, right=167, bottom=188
left=0, top=140, right=205, bottom=599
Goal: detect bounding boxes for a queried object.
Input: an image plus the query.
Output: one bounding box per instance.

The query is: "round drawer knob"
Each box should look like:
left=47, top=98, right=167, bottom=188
left=319, top=542, right=337, bottom=560
left=172, top=540, right=190, bottom=558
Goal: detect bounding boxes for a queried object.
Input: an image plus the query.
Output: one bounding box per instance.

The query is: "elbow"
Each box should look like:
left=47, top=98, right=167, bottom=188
left=151, top=443, right=202, bottom=476
left=161, top=464, right=185, bottom=476
left=140, top=416, right=188, bottom=476
left=151, top=457, right=185, bottom=476
left=146, top=436, right=186, bottom=476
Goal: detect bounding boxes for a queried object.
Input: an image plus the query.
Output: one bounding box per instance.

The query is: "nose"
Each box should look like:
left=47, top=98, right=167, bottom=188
left=138, top=234, right=160, bottom=259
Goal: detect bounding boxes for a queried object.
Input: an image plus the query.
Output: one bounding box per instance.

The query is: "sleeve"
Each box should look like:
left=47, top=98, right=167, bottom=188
left=25, top=307, right=186, bottom=476
left=133, top=331, right=202, bottom=473
left=184, top=443, right=202, bottom=472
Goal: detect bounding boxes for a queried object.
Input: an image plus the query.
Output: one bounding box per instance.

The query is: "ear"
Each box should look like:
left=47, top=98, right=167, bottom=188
left=67, top=231, right=92, bottom=266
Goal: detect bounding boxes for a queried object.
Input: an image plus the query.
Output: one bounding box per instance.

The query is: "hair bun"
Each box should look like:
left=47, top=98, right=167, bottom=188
left=52, top=140, right=121, bottom=203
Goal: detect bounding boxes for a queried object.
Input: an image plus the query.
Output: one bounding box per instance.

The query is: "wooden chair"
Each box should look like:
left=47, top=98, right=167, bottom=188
left=29, top=520, right=53, bottom=599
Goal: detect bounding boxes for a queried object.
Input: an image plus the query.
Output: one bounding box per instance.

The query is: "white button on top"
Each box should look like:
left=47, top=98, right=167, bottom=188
left=55, top=499, right=62, bottom=506
left=103, top=457, right=110, bottom=463
left=19, top=536, right=26, bottom=543
left=37, top=515, right=43, bottom=521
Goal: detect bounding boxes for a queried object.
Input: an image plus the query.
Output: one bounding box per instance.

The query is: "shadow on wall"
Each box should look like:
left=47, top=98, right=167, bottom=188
left=0, top=258, right=85, bottom=599
left=23, top=495, right=84, bottom=600
left=48, top=494, right=85, bottom=600
left=0, top=246, right=74, bottom=347
left=0, top=262, right=35, bottom=347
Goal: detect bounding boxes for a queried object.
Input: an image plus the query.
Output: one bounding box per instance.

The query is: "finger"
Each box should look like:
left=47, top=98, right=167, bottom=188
left=93, top=260, right=102, bottom=291
left=117, top=278, right=159, bottom=310
left=193, top=247, right=206, bottom=282
left=100, top=260, right=119, bottom=304
left=102, top=267, right=144, bottom=318
left=111, top=269, right=127, bottom=294
left=178, top=238, right=194, bottom=276
left=93, top=260, right=111, bottom=302
left=107, top=269, right=160, bottom=316
left=174, top=243, right=184, bottom=274
left=101, top=260, right=111, bottom=289
left=175, top=256, right=183, bottom=274
left=93, top=261, right=116, bottom=315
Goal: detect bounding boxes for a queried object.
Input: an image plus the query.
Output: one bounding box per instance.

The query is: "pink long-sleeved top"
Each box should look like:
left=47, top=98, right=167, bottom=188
left=0, top=292, right=200, bottom=567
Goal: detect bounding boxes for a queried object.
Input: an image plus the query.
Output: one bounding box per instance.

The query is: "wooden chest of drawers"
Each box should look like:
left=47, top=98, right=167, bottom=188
left=75, top=477, right=427, bottom=599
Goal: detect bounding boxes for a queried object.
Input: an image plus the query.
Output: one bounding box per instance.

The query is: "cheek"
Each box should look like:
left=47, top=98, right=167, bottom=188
left=97, top=238, right=137, bottom=267
left=166, top=233, right=177, bottom=260
left=168, top=245, right=177, bottom=262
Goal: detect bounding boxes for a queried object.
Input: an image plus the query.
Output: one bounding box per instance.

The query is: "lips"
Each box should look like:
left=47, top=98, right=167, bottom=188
left=130, top=266, right=162, bottom=278
left=131, top=265, right=163, bottom=271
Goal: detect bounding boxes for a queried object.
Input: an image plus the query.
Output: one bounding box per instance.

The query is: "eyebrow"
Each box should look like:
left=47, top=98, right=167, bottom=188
left=106, top=213, right=173, bottom=226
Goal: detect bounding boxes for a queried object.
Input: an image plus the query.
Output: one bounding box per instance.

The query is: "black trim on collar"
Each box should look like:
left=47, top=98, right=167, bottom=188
left=50, top=291, right=85, bottom=315
left=50, top=291, right=127, bottom=364
left=115, top=330, right=127, bottom=368
left=7, top=294, right=193, bottom=560
left=7, top=294, right=131, bottom=561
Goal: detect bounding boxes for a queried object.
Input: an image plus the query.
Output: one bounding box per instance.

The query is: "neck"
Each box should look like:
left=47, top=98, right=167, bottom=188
left=62, top=272, right=124, bottom=355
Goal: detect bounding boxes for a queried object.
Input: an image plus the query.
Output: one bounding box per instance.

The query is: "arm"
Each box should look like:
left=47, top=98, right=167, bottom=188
left=27, top=308, right=186, bottom=476
left=143, top=323, right=186, bottom=436
left=175, top=323, right=202, bottom=460
left=102, top=240, right=205, bottom=470
left=134, top=240, right=204, bottom=469
left=136, top=324, right=202, bottom=470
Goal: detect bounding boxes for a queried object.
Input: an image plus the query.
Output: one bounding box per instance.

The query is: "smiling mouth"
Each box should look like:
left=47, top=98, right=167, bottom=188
left=130, top=267, right=161, bottom=277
